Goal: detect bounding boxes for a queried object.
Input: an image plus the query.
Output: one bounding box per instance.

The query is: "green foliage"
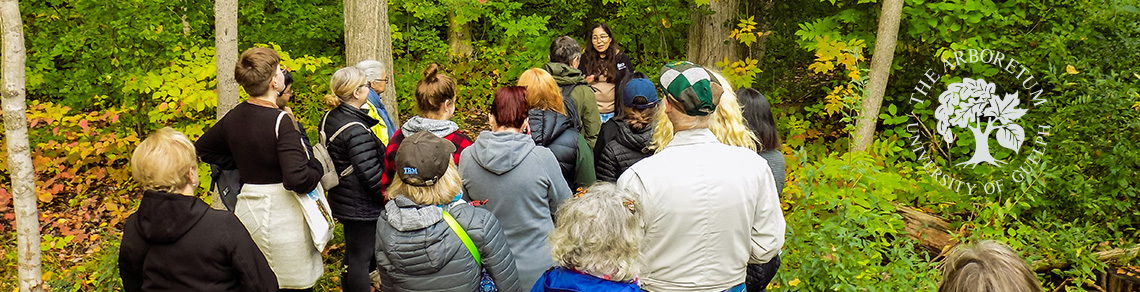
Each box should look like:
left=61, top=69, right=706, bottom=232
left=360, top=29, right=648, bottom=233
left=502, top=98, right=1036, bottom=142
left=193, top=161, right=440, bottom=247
left=7, top=0, right=1140, bottom=290
left=773, top=148, right=943, bottom=291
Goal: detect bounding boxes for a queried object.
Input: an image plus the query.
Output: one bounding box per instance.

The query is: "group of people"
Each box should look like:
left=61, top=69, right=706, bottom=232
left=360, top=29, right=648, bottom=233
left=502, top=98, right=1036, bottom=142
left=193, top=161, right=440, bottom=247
left=118, top=22, right=1045, bottom=292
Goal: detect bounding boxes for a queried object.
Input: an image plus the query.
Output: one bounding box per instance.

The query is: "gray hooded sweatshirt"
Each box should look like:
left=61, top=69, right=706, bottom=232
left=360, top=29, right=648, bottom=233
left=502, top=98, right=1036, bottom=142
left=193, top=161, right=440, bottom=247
left=458, top=131, right=572, bottom=288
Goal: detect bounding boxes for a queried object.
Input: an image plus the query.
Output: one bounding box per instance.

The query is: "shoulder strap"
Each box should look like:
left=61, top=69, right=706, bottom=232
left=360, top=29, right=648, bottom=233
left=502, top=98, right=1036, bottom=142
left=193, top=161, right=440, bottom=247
left=274, top=111, right=288, bottom=139
left=328, top=122, right=367, bottom=145
left=441, top=208, right=482, bottom=266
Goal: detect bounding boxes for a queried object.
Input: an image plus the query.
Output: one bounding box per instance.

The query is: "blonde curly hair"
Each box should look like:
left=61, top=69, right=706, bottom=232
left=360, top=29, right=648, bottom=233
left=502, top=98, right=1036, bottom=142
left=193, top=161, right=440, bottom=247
left=650, top=71, right=759, bottom=153
left=548, top=183, right=642, bottom=282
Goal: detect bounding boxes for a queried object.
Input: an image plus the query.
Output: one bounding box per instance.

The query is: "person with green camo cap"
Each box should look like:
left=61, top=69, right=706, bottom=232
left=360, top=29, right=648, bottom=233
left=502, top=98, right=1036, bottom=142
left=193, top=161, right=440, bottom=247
left=616, top=61, right=786, bottom=292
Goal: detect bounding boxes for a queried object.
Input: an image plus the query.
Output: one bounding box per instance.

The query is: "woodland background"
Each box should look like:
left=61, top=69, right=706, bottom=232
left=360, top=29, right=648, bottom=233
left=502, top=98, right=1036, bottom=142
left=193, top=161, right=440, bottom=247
left=1, top=0, right=1139, bottom=291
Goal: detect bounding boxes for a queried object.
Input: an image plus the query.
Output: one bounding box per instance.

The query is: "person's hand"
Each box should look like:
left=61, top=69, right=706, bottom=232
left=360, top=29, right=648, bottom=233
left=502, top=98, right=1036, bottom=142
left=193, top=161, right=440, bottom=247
left=586, top=75, right=596, bottom=83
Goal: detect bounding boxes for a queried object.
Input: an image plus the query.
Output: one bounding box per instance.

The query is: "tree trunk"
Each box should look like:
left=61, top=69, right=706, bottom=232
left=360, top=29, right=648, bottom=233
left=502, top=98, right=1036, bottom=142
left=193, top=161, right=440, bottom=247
left=345, top=0, right=400, bottom=126
left=686, top=0, right=739, bottom=69
left=215, top=0, right=239, bottom=119
left=851, top=0, right=904, bottom=152
left=344, top=0, right=381, bottom=65
left=447, top=10, right=473, bottom=58
left=377, top=0, right=399, bottom=126
left=1, top=0, right=46, bottom=290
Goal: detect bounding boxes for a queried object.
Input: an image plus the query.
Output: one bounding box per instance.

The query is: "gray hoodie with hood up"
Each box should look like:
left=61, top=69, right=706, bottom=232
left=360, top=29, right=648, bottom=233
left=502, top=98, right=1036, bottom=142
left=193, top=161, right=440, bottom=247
left=458, top=131, right=572, bottom=288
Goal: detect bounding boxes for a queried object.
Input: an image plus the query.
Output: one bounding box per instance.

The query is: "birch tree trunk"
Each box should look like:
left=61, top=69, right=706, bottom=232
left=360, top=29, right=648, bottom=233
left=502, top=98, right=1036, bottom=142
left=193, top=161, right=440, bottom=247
left=215, top=0, right=239, bottom=119
left=1, top=0, right=45, bottom=290
left=686, top=0, right=739, bottom=69
left=851, top=0, right=904, bottom=152
left=345, top=0, right=400, bottom=126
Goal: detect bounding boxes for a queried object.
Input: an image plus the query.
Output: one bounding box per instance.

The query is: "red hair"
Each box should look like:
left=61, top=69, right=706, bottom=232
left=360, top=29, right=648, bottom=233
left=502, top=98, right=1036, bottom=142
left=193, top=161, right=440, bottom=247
left=491, top=86, right=529, bottom=129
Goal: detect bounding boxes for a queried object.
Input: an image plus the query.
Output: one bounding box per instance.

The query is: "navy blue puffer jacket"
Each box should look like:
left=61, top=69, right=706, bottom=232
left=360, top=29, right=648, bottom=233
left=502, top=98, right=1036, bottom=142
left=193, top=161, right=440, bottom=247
left=527, top=109, right=579, bottom=188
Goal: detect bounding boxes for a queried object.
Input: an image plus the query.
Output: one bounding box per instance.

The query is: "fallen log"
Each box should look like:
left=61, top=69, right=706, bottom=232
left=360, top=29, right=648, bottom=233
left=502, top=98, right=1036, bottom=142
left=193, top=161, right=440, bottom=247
left=892, top=205, right=1140, bottom=273
left=895, top=204, right=956, bottom=254
left=1033, top=245, right=1140, bottom=272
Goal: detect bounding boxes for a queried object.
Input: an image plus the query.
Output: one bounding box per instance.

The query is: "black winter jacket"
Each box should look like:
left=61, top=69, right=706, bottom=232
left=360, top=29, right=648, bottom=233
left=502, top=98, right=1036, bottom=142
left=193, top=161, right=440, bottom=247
left=119, top=190, right=278, bottom=292
left=528, top=109, right=579, bottom=187
left=375, top=197, right=523, bottom=292
left=323, top=104, right=387, bottom=220
left=595, top=118, right=654, bottom=182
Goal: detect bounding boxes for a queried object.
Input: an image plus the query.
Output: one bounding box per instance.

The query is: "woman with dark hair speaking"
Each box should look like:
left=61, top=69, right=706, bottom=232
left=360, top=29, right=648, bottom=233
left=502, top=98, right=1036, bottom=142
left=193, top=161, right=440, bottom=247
left=579, top=22, right=635, bottom=123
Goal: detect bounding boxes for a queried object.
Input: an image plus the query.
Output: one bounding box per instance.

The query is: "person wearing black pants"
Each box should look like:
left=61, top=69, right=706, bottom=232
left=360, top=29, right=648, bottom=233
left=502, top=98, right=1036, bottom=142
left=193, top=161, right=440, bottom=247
left=341, top=220, right=378, bottom=292
left=320, top=67, right=389, bottom=292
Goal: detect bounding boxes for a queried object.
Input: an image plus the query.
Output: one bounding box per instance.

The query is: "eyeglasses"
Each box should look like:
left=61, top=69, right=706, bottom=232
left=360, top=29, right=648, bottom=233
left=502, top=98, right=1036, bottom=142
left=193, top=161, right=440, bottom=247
left=372, top=78, right=389, bottom=83
left=591, top=34, right=610, bottom=42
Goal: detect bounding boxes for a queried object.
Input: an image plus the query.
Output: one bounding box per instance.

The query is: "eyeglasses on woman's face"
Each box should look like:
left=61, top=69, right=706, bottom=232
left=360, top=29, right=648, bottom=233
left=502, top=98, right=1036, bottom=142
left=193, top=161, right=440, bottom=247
left=592, top=34, right=610, bottom=43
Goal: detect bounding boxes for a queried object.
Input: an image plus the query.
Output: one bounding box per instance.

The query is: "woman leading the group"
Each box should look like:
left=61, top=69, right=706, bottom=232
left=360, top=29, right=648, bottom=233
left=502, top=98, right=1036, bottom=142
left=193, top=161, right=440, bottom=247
left=579, top=22, right=635, bottom=123
left=195, top=47, right=325, bottom=291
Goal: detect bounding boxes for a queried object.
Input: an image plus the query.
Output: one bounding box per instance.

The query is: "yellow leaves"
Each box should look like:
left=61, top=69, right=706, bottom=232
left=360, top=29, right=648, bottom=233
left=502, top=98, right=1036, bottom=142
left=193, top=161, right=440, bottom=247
left=809, top=61, right=835, bottom=74
left=1065, top=64, right=1080, bottom=75
left=661, top=18, right=671, bottom=28
left=809, top=35, right=866, bottom=80
left=788, top=278, right=802, bottom=287
left=825, top=84, right=861, bottom=116
left=1132, top=101, right=1140, bottom=111
left=736, top=16, right=757, bottom=32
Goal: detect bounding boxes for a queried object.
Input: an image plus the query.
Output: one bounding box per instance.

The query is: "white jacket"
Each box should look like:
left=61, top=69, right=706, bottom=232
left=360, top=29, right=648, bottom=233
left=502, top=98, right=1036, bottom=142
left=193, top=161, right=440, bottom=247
left=617, top=129, right=785, bottom=292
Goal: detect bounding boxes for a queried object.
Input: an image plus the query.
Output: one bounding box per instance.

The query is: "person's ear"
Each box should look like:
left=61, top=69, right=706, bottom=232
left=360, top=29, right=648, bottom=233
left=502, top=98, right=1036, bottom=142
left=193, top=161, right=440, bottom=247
left=186, top=167, right=199, bottom=188
left=521, top=117, right=530, bottom=132
left=662, top=98, right=672, bottom=114
left=488, top=113, right=498, bottom=129
left=355, top=86, right=368, bottom=100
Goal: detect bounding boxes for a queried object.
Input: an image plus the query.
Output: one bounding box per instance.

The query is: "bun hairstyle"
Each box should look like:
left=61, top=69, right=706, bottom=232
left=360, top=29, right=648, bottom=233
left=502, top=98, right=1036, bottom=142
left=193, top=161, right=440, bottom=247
left=323, top=67, right=368, bottom=109
left=234, top=48, right=281, bottom=97
left=414, top=63, right=456, bottom=113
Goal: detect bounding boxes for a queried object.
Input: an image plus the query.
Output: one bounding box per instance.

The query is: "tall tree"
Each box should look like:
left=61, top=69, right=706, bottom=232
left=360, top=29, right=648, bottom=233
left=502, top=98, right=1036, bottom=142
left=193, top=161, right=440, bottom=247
left=686, top=0, right=739, bottom=68
left=851, top=0, right=904, bottom=152
left=215, top=0, right=239, bottom=119
left=1, top=0, right=45, bottom=291
left=447, top=10, right=474, bottom=58
left=344, top=0, right=400, bottom=126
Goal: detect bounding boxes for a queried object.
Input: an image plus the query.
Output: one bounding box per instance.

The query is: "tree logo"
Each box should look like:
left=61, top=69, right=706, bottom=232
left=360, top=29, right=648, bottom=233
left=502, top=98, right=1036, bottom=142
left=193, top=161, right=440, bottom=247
left=901, top=49, right=1051, bottom=195
left=934, top=78, right=1027, bottom=166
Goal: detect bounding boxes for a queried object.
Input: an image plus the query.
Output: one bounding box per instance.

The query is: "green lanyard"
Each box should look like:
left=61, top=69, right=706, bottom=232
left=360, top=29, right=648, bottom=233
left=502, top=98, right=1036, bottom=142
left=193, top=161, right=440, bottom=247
left=441, top=208, right=482, bottom=266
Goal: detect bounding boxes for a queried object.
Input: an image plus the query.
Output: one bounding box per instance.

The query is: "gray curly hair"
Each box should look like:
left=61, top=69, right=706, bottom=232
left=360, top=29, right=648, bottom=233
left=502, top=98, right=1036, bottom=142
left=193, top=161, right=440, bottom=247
left=549, top=182, right=642, bottom=282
